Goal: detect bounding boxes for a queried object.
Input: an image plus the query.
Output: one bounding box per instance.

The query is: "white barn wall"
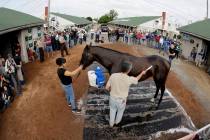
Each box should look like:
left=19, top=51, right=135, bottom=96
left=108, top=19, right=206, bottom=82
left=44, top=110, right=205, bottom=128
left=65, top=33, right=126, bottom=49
left=181, top=35, right=203, bottom=59
left=50, top=14, right=75, bottom=30
left=18, top=26, right=44, bottom=63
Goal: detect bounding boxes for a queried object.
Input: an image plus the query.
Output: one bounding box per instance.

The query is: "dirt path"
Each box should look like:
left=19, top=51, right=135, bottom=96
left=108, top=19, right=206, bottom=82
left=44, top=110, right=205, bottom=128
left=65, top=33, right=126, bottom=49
left=0, top=42, right=209, bottom=140
left=0, top=45, right=88, bottom=140
left=135, top=45, right=210, bottom=128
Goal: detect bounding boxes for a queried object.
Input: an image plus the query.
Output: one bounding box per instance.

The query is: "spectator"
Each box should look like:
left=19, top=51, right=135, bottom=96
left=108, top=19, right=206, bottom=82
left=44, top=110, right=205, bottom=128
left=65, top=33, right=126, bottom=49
left=56, top=57, right=83, bottom=113
left=44, top=35, right=54, bottom=58
left=136, top=32, right=142, bottom=45
left=55, top=32, right=60, bottom=50
left=159, top=36, right=164, bottom=53
left=0, top=54, right=5, bottom=75
left=105, top=61, right=147, bottom=127
left=78, top=31, right=84, bottom=44
left=174, top=42, right=181, bottom=59
left=0, top=74, right=13, bottom=108
left=14, top=53, right=24, bottom=87
left=168, top=44, right=176, bottom=64
left=196, top=49, right=205, bottom=67
left=163, top=38, right=169, bottom=56
left=115, top=29, right=120, bottom=42
left=124, top=30, right=129, bottom=44
left=190, top=47, right=197, bottom=61
left=90, top=29, right=95, bottom=40
left=72, top=29, right=78, bottom=46
left=51, top=33, right=57, bottom=51
left=27, top=48, right=35, bottom=62
left=83, top=32, right=87, bottom=43
left=15, top=42, right=21, bottom=57
left=59, top=32, right=69, bottom=57
left=155, top=35, right=160, bottom=48
left=64, top=32, right=70, bottom=49
left=95, top=30, right=100, bottom=43
left=5, top=54, right=20, bottom=95
left=37, top=38, right=45, bottom=62
left=108, top=30, right=111, bottom=42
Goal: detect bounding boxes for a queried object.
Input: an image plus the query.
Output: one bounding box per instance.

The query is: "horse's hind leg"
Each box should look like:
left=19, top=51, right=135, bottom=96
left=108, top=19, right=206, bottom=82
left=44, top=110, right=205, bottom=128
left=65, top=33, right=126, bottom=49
left=151, top=79, right=160, bottom=103
left=154, top=84, right=160, bottom=99
left=156, top=85, right=165, bottom=109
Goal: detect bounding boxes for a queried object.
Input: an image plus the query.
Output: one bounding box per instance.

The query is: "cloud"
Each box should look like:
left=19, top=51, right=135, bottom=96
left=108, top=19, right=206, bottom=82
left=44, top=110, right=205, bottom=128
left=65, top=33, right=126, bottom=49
left=0, top=0, right=208, bottom=25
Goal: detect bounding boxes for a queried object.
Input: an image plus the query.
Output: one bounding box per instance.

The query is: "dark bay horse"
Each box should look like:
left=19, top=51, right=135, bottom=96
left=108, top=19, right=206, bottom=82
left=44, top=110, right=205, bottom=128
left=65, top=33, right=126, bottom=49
left=80, top=45, right=171, bottom=108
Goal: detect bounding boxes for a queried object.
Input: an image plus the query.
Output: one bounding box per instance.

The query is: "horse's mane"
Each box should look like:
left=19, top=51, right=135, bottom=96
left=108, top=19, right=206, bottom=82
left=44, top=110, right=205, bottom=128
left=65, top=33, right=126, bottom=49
left=91, top=45, right=132, bottom=56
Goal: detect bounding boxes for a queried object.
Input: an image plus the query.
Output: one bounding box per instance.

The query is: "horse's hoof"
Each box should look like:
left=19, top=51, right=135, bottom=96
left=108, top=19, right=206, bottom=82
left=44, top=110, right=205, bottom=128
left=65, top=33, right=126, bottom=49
left=146, top=114, right=152, bottom=121
left=150, top=98, right=155, bottom=103
left=155, top=105, right=159, bottom=110
left=148, top=106, right=154, bottom=111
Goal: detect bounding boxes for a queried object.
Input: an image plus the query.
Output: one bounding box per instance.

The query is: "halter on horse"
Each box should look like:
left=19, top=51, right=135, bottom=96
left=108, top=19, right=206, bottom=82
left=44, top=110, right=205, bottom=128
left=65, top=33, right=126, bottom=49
left=80, top=45, right=171, bottom=109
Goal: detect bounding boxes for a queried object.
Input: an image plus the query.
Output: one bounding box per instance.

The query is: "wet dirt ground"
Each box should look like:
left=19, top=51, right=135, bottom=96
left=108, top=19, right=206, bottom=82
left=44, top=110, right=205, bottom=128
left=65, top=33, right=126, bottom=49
left=0, top=42, right=209, bottom=140
left=84, top=81, right=195, bottom=140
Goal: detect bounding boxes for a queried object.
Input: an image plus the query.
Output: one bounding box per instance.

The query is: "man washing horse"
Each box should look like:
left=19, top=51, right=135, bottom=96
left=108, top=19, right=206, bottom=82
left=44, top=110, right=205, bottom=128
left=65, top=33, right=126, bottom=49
left=79, top=44, right=171, bottom=109
left=105, top=61, right=152, bottom=127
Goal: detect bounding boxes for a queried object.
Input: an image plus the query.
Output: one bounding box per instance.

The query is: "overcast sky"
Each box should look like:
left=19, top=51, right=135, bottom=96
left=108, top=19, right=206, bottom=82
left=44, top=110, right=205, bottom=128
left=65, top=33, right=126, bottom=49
left=0, top=0, right=209, bottom=25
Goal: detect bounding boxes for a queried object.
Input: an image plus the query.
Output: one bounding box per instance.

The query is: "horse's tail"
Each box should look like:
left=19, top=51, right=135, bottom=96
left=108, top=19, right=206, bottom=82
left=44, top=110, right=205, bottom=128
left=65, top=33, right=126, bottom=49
left=151, top=57, right=171, bottom=83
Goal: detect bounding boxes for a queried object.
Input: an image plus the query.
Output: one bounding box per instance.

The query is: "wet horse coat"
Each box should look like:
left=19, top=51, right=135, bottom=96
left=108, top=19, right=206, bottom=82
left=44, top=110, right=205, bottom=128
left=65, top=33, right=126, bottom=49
left=80, top=45, right=171, bottom=108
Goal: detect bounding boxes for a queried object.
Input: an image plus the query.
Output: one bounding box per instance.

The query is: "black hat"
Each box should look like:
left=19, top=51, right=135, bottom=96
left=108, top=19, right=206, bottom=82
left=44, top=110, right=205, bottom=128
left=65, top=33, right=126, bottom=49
left=56, top=58, right=66, bottom=66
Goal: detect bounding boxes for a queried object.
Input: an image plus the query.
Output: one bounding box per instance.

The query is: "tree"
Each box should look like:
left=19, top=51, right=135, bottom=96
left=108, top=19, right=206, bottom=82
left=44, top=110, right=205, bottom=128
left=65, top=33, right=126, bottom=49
left=98, top=14, right=112, bottom=24
left=98, top=10, right=118, bottom=24
left=86, top=17, right=93, bottom=21
left=109, top=9, right=118, bottom=20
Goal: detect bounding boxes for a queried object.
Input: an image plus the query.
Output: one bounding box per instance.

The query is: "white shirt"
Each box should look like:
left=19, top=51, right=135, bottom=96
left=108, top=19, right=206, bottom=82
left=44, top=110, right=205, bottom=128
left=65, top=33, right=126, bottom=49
left=59, top=36, right=65, bottom=44
left=79, top=32, right=84, bottom=39
left=159, top=37, right=164, bottom=44
left=106, top=73, right=138, bottom=99
left=5, top=58, right=16, bottom=74
left=90, top=29, right=95, bottom=34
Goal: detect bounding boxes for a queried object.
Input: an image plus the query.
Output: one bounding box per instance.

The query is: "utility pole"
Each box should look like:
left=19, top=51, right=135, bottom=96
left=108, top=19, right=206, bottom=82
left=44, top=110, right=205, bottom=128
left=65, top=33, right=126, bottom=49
left=207, top=0, right=209, bottom=19
left=47, top=0, right=51, bottom=31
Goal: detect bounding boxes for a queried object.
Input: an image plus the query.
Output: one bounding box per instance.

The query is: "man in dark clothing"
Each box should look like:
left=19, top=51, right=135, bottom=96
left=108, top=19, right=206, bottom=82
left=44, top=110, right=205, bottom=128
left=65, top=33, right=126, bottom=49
left=14, top=42, right=21, bottom=57
left=115, top=29, right=120, bottom=42
left=51, top=34, right=57, bottom=51
left=168, top=44, right=176, bottom=64
left=59, top=32, right=69, bottom=57
left=56, top=57, right=83, bottom=114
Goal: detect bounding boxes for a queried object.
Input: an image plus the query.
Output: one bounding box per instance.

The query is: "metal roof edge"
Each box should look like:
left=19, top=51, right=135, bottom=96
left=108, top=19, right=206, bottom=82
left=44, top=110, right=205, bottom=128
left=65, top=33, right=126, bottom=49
left=0, top=22, right=44, bottom=35
left=179, top=30, right=210, bottom=41
left=51, top=12, right=91, bottom=25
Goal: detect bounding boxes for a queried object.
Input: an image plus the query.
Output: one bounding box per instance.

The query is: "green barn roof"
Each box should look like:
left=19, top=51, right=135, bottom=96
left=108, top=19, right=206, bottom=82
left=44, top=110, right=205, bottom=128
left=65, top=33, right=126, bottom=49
left=0, top=7, right=44, bottom=35
left=51, top=12, right=91, bottom=25
left=178, top=19, right=210, bottom=41
left=109, top=16, right=160, bottom=27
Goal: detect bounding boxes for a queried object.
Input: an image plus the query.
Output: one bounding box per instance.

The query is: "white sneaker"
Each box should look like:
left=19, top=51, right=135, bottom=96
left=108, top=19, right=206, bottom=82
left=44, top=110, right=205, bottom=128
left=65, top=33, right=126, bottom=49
left=72, top=109, right=81, bottom=114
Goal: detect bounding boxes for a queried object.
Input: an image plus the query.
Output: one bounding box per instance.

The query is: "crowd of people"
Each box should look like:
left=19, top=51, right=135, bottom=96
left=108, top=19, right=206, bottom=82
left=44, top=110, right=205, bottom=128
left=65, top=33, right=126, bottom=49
left=0, top=42, right=24, bottom=111
left=0, top=27, right=90, bottom=112
left=28, top=28, right=88, bottom=62
left=105, top=28, right=182, bottom=64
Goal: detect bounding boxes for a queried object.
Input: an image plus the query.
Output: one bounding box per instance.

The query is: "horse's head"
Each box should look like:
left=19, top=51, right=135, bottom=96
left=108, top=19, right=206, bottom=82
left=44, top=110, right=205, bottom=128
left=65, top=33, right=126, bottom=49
left=80, top=44, right=95, bottom=69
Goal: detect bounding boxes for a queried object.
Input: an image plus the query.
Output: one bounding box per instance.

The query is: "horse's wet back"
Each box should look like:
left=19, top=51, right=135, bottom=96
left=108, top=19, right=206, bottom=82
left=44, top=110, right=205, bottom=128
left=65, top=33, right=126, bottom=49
left=83, top=81, right=196, bottom=140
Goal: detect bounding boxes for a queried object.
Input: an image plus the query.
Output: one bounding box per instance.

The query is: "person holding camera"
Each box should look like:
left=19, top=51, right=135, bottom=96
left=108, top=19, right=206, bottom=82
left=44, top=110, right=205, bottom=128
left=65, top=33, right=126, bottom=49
left=56, top=57, right=83, bottom=114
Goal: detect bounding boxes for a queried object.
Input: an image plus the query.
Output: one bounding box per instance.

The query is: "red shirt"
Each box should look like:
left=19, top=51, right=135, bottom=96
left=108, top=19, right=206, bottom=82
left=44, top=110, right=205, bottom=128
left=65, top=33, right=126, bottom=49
left=136, top=33, right=143, bottom=39
left=155, top=36, right=160, bottom=42
left=45, top=37, right=52, bottom=46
